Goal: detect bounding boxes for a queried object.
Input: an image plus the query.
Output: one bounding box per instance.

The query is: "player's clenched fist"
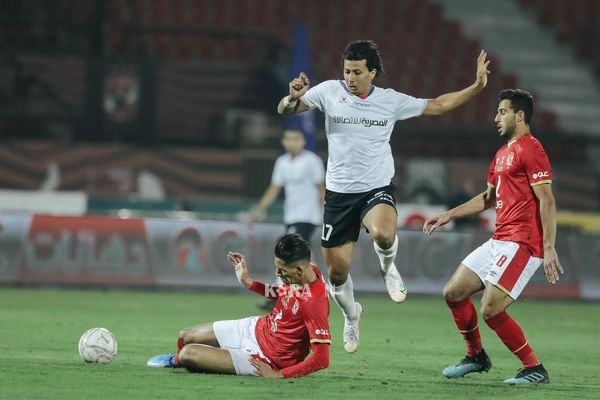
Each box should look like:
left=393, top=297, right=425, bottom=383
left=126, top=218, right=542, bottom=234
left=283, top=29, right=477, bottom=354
left=289, top=72, right=310, bottom=100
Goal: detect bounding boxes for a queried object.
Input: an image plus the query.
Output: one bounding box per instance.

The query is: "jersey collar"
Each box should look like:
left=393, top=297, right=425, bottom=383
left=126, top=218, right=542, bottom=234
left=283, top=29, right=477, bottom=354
left=339, top=80, right=375, bottom=99
left=507, top=132, right=531, bottom=147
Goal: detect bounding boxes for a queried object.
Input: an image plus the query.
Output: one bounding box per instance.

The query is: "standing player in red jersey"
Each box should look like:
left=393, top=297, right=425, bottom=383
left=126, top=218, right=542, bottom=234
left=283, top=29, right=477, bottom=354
left=147, top=233, right=331, bottom=378
left=423, top=89, right=564, bottom=384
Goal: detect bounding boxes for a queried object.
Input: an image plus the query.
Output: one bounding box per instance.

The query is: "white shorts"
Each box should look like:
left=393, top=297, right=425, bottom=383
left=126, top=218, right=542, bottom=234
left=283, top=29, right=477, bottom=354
left=462, top=239, right=542, bottom=300
left=212, top=316, right=272, bottom=376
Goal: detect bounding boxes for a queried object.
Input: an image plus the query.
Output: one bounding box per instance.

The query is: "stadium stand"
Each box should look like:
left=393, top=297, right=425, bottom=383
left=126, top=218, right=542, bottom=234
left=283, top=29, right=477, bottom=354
left=0, top=0, right=598, bottom=209
left=520, top=0, right=600, bottom=74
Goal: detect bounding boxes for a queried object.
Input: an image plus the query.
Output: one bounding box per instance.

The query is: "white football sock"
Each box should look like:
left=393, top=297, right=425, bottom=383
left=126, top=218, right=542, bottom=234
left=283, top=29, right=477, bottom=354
left=329, top=274, right=358, bottom=320
left=373, top=235, right=398, bottom=273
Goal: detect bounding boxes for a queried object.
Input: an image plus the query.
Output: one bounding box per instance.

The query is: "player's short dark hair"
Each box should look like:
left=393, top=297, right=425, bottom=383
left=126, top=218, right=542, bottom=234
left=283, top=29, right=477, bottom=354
left=498, top=89, right=534, bottom=125
left=342, top=40, right=384, bottom=78
left=274, top=233, right=311, bottom=265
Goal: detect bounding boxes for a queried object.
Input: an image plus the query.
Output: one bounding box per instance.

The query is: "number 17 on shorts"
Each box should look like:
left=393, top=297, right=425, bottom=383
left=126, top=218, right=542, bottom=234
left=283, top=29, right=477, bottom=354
left=321, top=224, right=333, bottom=241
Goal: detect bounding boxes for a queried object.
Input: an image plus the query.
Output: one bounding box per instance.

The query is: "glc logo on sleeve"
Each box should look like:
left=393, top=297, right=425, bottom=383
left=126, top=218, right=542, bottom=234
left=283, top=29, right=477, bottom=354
left=315, top=329, right=329, bottom=336
left=532, top=171, right=549, bottom=179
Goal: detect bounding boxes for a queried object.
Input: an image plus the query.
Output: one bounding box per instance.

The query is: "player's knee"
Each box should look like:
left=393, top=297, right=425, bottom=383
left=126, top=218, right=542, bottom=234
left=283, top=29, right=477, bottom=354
left=480, top=302, right=503, bottom=320
left=443, top=282, right=467, bottom=303
left=370, top=227, right=395, bottom=249
left=328, top=266, right=349, bottom=286
left=179, top=329, right=191, bottom=344
left=178, top=345, right=193, bottom=365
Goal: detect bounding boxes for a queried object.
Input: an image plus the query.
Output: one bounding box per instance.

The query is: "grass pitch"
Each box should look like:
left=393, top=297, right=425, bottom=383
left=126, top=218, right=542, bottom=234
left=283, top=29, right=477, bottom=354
left=0, top=287, right=598, bottom=399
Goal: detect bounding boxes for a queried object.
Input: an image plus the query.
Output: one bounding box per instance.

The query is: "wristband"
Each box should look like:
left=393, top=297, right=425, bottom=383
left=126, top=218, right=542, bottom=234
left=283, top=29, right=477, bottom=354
left=283, top=96, right=298, bottom=109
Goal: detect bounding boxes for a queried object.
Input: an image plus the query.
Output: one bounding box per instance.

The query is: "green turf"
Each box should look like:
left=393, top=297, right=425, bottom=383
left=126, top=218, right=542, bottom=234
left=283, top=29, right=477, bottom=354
left=0, top=288, right=598, bottom=399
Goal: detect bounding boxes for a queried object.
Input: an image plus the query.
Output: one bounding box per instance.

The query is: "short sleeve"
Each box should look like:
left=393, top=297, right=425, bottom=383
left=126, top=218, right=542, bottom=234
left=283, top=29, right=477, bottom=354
left=394, top=91, right=427, bottom=121
left=302, top=297, right=331, bottom=345
left=524, top=140, right=552, bottom=186
left=487, top=158, right=496, bottom=186
left=271, top=157, right=284, bottom=186
left=301, top=81, right=333, bottom=112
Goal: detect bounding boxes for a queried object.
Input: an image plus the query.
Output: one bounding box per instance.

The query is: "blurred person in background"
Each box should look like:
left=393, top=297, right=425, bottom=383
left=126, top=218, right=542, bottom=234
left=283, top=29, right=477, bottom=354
left=278, top=40, right=490, bottom=353
left=249, top=129, right=325, bottom=310
left=424, top=89, right=563, bottom=384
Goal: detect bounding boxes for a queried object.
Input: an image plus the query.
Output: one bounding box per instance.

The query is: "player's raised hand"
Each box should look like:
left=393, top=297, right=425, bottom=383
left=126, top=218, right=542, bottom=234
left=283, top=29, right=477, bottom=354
left=542, top=247, right=564, bottom=284
left=474, top=50, right=491, bottom=89
left=289, top=72, right=310, bottom=100
left=423, top=212, right=451, bottom=236
left=227, top=251, right=251, bottom=288
left=249, top=357, right=283, bottom=379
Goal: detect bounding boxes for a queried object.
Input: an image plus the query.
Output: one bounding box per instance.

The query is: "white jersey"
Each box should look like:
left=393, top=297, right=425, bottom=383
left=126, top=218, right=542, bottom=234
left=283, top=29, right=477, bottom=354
left=272, top=150, right=325, bottom=225
left=301, top=80, right=427, bottom=193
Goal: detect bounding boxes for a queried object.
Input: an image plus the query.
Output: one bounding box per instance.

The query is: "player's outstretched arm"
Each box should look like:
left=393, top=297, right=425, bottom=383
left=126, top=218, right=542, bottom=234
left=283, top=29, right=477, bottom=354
left=248, top=184, right=282, bottom=223
left=423, top=184, right=495, bottom=235
left=422, top=50, right=491, bottom=116
left=532, top=184, right=564, bottom=284
left=277, top=72, right=311, bottom=115
left=227, top=251, right=253, bottom=289
left=227, top=251, right=279, bottom=299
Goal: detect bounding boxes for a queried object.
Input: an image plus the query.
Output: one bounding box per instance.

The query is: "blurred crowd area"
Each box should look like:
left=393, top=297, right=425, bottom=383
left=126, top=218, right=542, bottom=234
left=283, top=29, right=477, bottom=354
left=1, top=0, right=600, bottom=227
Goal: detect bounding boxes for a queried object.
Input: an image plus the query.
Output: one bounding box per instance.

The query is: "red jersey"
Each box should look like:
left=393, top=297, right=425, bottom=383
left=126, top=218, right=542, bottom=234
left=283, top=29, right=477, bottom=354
left=487, top=133, right=552, bottom=257
left=253, top=264, right=331, bottom=370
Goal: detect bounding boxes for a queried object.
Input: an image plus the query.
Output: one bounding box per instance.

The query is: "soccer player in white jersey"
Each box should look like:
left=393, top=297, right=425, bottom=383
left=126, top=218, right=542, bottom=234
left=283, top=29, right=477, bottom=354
left=277, top=40, right=490, bottom=353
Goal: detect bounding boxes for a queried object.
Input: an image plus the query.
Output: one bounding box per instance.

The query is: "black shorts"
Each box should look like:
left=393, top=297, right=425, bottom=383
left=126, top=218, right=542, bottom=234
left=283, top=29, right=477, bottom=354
left=286, top=223, right=318, bottom=242
left=321, top=184, right=397, bottom=248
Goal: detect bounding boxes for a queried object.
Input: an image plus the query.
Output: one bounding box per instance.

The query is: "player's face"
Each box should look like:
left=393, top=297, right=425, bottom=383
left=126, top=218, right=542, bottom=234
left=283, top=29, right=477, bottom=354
left=343, top=59, right=376, bottom=96
left=274, top=257, right=303, bottom=285
left=281, top=130, right=305, bottom=156
left=495, top=99, right=517, bottom=139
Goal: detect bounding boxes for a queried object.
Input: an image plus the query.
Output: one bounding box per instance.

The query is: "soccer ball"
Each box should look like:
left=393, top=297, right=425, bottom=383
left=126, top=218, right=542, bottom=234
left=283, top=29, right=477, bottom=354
left=78, top=327, right=118, bottom=363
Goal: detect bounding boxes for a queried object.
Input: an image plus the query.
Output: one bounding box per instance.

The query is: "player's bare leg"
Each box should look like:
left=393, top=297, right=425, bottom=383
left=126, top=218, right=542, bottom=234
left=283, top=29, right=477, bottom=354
left=479, top=283, right=513, bottom=320
left=363, top=204, right=406, bottom=303
left=442, top=265, right=492, bottom=378
left=323, top=242, right=363, bottom=353
left=177, top=344, right=236, bottom=374
left=443, top=264, right=484, bottom=303
left=147, top=322, right=220, bottom=368
left=480, top=284, right=548, bottom=384
left=179, top=323, right=220, bottom=348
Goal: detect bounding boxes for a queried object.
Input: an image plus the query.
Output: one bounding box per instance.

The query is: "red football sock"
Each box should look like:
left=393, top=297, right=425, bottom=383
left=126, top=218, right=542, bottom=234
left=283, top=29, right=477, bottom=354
left=446, top=299, right=483, bottom=356
left=177, top=338, right=184, bottom=352
left=484, top=311, right=539, bottom=368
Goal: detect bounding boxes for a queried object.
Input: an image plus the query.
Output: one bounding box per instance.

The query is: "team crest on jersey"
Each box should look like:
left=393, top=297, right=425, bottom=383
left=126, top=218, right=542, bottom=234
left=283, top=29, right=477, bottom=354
left=496, top=156, right=505, bottom=172
left=506, top=152, right=514, bottom=167
left=281, top=295, right=289, bottom=310
left=339, top=95, right=348, bottom=103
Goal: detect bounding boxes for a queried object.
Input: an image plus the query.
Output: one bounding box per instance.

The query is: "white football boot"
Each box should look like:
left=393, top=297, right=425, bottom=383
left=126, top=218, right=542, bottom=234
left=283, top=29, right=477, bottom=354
left=381, top=265, right=407, bottom=303
left=343, top=302, right=363, bottom=353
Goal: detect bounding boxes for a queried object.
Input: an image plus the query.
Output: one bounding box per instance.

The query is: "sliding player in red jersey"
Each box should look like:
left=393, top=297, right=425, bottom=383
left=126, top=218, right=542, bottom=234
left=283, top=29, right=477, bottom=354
left=147, top=233, right=330, bottom=378
left=424, top=89, right=564, bottom=384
